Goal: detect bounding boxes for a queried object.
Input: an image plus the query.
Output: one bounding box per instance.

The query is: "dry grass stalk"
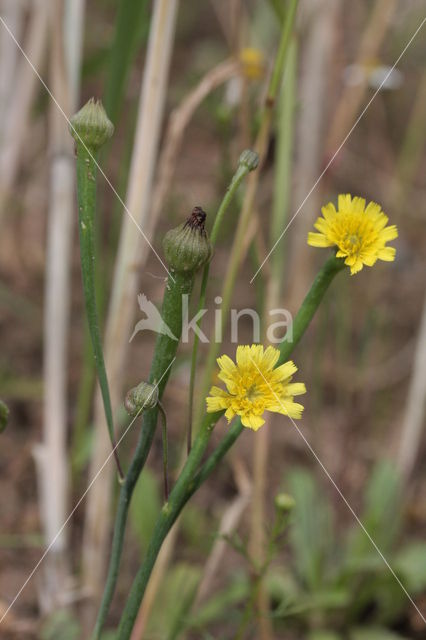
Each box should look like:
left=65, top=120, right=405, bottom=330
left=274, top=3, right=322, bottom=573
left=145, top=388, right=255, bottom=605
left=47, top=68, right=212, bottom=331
left=0, top=0, right=49, bottom=214
left=130, top=520, right=181, bottom=640
left=34, top=0, right=84, bottom=614
left=287, top=0, right=339, bottom=306
left=194, top=458, right=251, bottom=606
left=145, top=57, right=239, bottom=257
left=0, top=0, right=25, bottom=142
left=397, top=294, right=426, bottom=481
left=325, top=0, right=398, bottom=155
left=82, top=0, right=179, bottom=609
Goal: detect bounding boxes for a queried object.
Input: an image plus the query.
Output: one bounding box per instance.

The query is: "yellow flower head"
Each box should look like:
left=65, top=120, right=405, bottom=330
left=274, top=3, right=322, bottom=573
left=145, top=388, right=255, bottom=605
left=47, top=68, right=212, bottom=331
left=206, top=345, right=306, bottom=431
left=239, top=47, right=265, bottom=81
left=307, top=194, right=398, bottom=275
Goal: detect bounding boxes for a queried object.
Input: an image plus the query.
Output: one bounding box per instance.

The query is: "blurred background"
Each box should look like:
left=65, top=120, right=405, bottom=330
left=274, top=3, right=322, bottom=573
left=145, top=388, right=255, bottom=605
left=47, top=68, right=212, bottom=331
left=0, top=0, right=426, bottom=638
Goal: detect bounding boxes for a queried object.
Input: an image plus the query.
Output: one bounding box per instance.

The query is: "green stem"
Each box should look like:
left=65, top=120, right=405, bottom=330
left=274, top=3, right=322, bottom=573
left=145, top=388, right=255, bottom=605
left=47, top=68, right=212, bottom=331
left=188, top=160, right=253, bottom=452
left=75, top=142, right=123, bottom=478
left=92, top=269, right=194, bottom=639
left=117, top=410, right=222, bottom=639
left=158, top=401, right=169, bottom=500
left=116, top=253, right=345, bottom=639
left=194, top=0, right=299, bottom=426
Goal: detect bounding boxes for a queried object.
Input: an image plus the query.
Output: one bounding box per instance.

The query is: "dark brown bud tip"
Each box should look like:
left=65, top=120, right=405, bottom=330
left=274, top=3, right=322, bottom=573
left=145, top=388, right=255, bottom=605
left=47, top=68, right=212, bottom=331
left=184, top=206, right=207, bottom=235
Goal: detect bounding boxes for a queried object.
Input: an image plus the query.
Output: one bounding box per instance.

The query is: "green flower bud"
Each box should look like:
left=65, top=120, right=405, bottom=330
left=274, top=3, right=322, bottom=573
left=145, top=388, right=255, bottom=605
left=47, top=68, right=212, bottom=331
left=125, top=381, right=159, bottom=417
left=0, top=399, right=9, bottom=433
left=163, top=207, right=212, bottom=273
left=69, top=98, right=114, bottom=150
left=274, top=492, right=295, bottom=513
left=238, top=149, right=259, bottom=172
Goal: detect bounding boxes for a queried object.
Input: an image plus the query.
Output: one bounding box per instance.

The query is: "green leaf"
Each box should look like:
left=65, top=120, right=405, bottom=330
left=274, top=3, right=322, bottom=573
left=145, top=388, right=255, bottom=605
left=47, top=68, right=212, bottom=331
left=145, top=563, right=201, bottom=639
left=394, top=542, right=426, bottom=592
left=347, top=461, right=402, bottom=561
left=40, top=611, right=80, bottom=640
left=129, top=468, right=161, bottom=553
left=286, top=468, right=335, bottom=590
left=103, top=0, right=150, bottom=126
left=186, top=575, right=250, bottom=630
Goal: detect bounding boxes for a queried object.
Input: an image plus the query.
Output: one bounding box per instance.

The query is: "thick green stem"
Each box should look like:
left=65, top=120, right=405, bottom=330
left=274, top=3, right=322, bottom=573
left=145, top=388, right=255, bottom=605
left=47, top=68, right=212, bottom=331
left=75, top=142, right=123, bottom=478
left=158, top=402, right=169, bottom=500
left=92, top=269, right=194, bottom=639
left=116, top=253, right=345, bottom=639
left=188, top=160, right=254, bottom=452
left=117, top=410, right=222, bottom=638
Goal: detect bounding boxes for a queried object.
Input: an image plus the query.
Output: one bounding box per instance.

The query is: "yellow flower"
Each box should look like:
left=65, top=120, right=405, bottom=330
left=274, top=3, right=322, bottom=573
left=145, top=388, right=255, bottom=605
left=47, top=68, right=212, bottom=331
left=206, top=345, right=306, bottom=431
left=239, top=47, right=265, bottom=81
left=307, top=194, right=398, bottom=275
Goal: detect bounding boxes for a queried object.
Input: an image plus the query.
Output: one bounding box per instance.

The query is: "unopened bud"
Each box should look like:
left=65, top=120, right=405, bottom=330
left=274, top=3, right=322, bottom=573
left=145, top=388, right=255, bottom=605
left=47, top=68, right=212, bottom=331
left=238, top=149, right=259, bottom=172
left=125, top=381, right=159, bottom=417
left=69, top=98, right=114, bottom=150
left=163, top=207, right=212, bottom=273
left=274, top=492, right=295, bottom=513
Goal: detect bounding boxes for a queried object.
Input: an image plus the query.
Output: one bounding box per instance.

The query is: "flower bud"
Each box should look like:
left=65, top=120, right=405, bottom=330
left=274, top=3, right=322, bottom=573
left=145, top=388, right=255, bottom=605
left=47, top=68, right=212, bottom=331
left=0, top=400, right=9, bottom=433
left=274, top=492, right=295, bottom=514
left=69, top=98, right=114, bottom=150
left=125, top=381, right=159, bottom=417
left=163, top=207, right=212, bottom=273
left=238, top=149, right=259, bottom=172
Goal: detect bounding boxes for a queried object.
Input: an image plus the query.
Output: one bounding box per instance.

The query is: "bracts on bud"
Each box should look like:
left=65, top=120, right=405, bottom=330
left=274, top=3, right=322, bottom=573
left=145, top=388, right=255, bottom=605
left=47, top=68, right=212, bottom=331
left=125, top=382, right=159, bottom=417
left=163, top=206, right=212, bottom=273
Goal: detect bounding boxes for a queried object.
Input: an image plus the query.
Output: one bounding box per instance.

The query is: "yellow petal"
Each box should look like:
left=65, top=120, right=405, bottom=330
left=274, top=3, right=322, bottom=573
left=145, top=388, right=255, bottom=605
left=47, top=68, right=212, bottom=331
left=284, top=382, right=307, bottom=396
left=380, top=225, right=398, bottom=242
left=241, top=413, right=265, bottom=430
left=272, top=360, right=297, bottom=381
left=261, top=346, right=280, bottom=370
left=206, top=395, right=228, bottom=412
left=217, top=354, right=237, bottom=377
left=307, top=232, right=332, bottom=247
left=377, top=246, right=396, bottom=261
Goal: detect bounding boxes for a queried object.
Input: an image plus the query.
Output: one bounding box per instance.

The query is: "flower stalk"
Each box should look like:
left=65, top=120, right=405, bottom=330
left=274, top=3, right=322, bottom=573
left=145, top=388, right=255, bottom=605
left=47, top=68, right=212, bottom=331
left=115, top=252, right=345, bottom=639
left=188, top=149, right=259, bottom=452
left=92, top=208, right=211, bottom=639
left=69, top=99, right=124, bottom=477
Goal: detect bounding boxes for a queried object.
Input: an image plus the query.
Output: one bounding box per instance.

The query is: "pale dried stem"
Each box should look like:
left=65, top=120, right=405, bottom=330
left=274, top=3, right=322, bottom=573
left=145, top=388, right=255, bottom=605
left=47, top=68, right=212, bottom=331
left=287, top=0, right=338, bottom=306
left=194, top=457, right=251, bottom=606
left=0, top=0, right=25, bottom=141
left=325, top=0, right=398, bottom=155
left=34, top=0, right=84, bottom=614
left=130, top=520, right=180, bottom=640
left=397, top=294, right=426, bottom=481
left=146, top=58, right=239, bottom=257
left=82, top=0, right=179, bottom=610
left=0, top=0, right=49, bottom=213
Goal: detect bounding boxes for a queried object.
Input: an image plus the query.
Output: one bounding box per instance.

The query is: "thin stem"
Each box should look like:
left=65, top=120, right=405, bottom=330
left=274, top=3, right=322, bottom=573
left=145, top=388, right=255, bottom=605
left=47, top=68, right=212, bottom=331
left=158, top=401, right=169, bottom=500
left=194, top=0, right=299, bottom=426
left=116, top=253, right=345, bottom=639
left=92, top=269, right=194, bottom=639
left=187, top=160, right=253, bottom=452
left=75, top=142, right=124, bottom=479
